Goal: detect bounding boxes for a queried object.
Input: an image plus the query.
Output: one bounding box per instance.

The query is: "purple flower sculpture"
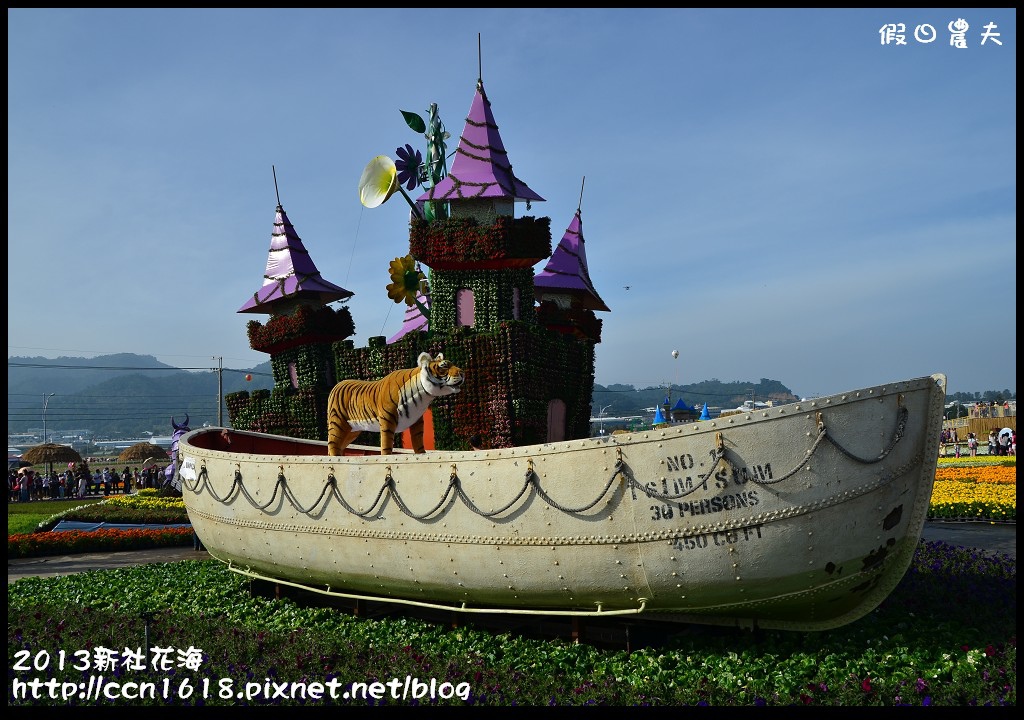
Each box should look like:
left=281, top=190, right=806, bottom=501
left=395, top=144, right=424, bottom=191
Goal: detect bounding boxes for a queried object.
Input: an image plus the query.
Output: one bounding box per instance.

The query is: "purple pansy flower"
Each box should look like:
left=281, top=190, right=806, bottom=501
left=395, top=144, right=423, bottom=191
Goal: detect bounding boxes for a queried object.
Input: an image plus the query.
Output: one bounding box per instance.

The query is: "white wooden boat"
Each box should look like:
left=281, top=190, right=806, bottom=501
left=178, top=373, right=945, bottom=631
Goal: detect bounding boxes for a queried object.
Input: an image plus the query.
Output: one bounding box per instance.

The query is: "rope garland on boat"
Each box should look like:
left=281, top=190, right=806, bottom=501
left=182, top=459, right=623, bottom=520
left=626, top=404, right=910, bottom=502
left=822, top=404, right=908, bottom=464
left=180, top=403, right=910, bottom=517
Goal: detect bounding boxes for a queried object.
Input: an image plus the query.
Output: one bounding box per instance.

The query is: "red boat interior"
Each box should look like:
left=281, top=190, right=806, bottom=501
left=186, top=429, right=394, bottom=457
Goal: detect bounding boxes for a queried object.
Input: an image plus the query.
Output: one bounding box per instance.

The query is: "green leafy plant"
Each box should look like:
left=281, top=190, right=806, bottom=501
left=6, top=540, right=1015, bottom=706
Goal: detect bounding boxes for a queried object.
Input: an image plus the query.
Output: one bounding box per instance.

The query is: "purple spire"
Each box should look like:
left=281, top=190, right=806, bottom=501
left=238, top=205, right=353, bottom=314
left=534, top=209, right=609, bottom=312
left=420, top=81, right=543, bottom=204
left=387, top=291, right=430, bottom=344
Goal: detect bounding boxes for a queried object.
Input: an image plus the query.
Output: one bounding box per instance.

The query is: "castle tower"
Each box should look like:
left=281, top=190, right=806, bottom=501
left=238, top=204, right=354, bottom=317
left=534, top=205, right=609, bottom=342
left=373, top=74, right=602, bottom=447
left=411, top=79, right=551, bottom=335
left=229, top=204, right=355, bottom=438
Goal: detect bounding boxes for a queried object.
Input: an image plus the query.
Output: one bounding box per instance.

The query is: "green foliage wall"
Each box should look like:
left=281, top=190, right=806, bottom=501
left=268, top=343, right=337, bottom=391
left=230, top=317, right=597, bottom=451
left=328, top=322, right=595, bottom=450
left=428, top=267, right=537, bottom=334
left=224, top=386, right=325, bottom=440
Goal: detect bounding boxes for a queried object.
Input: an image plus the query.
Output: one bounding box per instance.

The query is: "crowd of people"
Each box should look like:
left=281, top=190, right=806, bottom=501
left=940, top=427, right=1015, bottom=457
left=986, top=428, right=1016, bottom=456
left=7, top=462, right=167, bottom=503
left=967, top=400, right=1015, bottom=418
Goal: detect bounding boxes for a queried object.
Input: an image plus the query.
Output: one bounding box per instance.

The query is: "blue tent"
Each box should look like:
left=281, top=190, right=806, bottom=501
left=672, top=398, right=692, bottom=413
left=699, top=403, right=710, bottom=421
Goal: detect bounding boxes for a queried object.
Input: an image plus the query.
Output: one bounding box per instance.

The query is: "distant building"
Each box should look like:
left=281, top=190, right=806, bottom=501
left=719, top=400, right=774, bottom=418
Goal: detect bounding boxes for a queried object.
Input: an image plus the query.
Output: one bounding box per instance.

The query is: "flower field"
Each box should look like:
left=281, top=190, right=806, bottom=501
left=7, top=490, right=193, bottom=558
left=931, top=456, right=1016, bottom=522
left=7, top=526, right=193, bottom=557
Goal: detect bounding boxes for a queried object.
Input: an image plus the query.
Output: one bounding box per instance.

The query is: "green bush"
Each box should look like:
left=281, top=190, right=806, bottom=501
left=7, top=540, right=1015, bottom=706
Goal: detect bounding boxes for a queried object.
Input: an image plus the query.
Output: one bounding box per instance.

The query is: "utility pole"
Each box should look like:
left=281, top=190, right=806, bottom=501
left=42, top=392, right=55, bottom=443
left=213, top=356, right=223, bottom=426
left=598, top=404, right=612, bottom=436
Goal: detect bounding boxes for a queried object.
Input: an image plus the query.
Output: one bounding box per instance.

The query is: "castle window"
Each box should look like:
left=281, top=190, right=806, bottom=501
left=512, top=287, right=520, bottom=320
left=288, top=361, right=299, bottom=389
left=546, top=399, right=566, bottom=443
left=456, top=289, right=475, bottom=327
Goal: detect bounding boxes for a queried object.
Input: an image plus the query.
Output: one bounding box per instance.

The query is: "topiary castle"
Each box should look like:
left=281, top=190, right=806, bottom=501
left=226, top=73, right=608, bottom=451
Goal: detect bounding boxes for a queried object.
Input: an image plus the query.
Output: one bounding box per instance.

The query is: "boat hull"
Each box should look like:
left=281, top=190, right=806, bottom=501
left=179, top=374, right=946, bottom=631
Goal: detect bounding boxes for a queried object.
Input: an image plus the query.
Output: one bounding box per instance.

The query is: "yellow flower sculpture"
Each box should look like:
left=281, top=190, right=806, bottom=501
left=386, top=255, right=429, bottom=307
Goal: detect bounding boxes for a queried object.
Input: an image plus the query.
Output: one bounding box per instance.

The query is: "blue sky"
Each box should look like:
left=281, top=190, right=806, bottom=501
left=8, top=8, right=1016, bottom=399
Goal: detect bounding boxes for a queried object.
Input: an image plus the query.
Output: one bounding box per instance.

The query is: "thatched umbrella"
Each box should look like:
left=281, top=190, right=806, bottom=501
left=21, top=442, right=84, bottom=476
left=118, top=442, right=170, bottom=465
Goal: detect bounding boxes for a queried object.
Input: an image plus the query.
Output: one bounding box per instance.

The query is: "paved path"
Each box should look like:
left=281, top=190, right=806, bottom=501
left=8, top=522, right=1014, bottom=584
left=919, top=520, right=1015, bottom=559
left=8, top=547, right=211, bottom=583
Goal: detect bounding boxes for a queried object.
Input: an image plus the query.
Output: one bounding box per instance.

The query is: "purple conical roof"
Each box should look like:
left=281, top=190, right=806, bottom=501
left=534, top=209, right=609, bottom=312
left=420, top=80, right=544, bottom=204
left=238, top=205, right=353, bottom=314
left=387, top=291, right=430, bottom=344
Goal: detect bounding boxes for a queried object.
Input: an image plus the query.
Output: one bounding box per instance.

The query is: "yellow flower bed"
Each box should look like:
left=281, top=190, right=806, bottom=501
left=931, top=480, right=1016, bottom=506
left=929, top=455, right=1015, bottom=520
left=103, top=494, right=186, bottom=511
left=936, top=455, right=1015, bottom=465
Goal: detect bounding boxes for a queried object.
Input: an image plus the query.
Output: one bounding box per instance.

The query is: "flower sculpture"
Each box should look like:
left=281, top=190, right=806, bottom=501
left=386, top=254, right=431, bottom=320
left=395, top=144, right=424, bottom=191
left=400, top=103, right=450, bottom=221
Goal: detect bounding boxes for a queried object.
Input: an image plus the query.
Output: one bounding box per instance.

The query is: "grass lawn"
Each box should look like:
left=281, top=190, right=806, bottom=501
left=7, top=497, right=107, bottom=535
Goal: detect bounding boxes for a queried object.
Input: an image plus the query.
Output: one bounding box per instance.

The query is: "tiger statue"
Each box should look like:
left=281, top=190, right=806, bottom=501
left=327, top=352, right=464, bottom=456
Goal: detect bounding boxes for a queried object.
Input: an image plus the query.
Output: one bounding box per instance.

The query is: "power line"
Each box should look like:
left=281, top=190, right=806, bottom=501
left=8, top=361, right=271, bottom=376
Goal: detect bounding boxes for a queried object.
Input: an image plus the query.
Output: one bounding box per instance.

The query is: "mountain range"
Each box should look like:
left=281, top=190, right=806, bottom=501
left=8, top=354, right=274, bottom=439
